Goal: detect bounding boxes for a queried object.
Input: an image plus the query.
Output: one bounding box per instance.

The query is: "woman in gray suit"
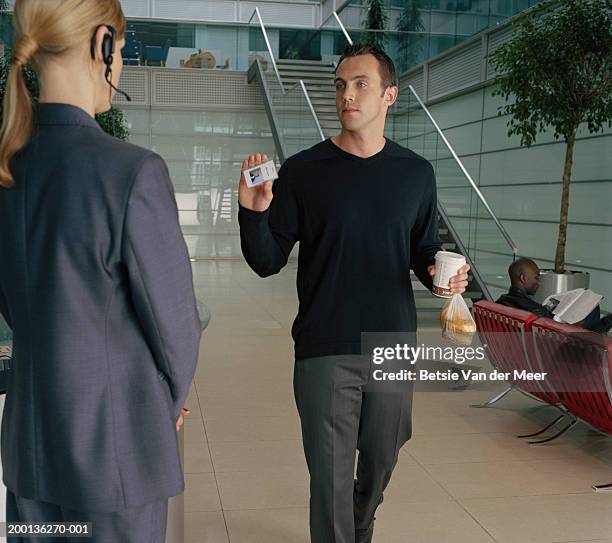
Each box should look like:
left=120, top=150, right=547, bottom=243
left=0, top=1, right=202, bottom=540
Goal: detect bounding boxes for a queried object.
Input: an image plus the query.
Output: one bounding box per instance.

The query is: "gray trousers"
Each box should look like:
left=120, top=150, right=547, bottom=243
left=6, top=489, right=168, bottom=543
left=294, top=355, right=414, bottom=543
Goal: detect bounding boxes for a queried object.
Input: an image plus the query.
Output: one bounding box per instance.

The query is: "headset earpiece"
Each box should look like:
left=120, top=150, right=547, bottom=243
left=90, top=24, right=116, bottom=66
left=89, top=23, right=132, bottom=105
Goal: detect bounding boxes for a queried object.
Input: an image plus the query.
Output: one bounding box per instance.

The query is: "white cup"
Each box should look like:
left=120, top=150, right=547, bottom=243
left=432, top=251, right=466, bottom=298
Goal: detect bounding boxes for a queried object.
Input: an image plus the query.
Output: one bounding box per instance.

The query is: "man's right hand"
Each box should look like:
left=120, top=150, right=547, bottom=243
left=238, top=153, right=274, bottom=212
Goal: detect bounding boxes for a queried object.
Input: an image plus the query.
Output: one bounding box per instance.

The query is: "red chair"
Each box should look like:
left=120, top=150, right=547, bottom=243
left=473, top=301, right=567, bottom=440
left=473, top=301, right=557, bottom=403
left=532, top=317, right=612, bottom=487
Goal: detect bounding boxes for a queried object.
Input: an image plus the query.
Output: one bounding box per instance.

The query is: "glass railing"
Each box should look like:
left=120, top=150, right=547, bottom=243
left=330, top=0, right=543, bottom=72
left=247, top=8, right=324, bottom=163
left=396, top=85, right=518, bottom=300
left=0, top=1, right=541, bottom=72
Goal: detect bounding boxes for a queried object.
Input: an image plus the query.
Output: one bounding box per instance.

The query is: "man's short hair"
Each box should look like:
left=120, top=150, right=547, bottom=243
left=335, top=43, right=398, bottom=89
left=508, top=257, right=538, bottom=281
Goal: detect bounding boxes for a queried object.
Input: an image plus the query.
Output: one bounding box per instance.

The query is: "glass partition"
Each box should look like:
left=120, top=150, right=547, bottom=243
left=331, top=0, right=542, bottom=72
left=395, top=86, right=518, bottom=299
left=122, top=108, right=276, bottom=259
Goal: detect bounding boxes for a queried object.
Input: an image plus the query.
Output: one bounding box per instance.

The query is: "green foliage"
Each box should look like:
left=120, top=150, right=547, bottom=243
left=489, top=0, right=612, bottom=273
left=0, top=49, right=130, bottom=140
left=490, top=0, right=612, bottom=146
left=95, top=107, right=130, bottom=140
left=363, top=0, right=388, bottom=51
left=397, top=0, right=425, bottom=71
left=0, top=51, right=39, bottom=127
left=0, top=316, right=9, bottom=341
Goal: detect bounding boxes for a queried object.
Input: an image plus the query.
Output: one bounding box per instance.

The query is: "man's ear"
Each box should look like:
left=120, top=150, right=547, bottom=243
left=384, top=85, right=398, bottom=108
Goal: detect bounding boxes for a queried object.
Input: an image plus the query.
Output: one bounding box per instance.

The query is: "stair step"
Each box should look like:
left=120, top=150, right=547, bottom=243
left=308, top=98, right=336, bottom=105
left=278, top=65, right=335, bottom=74
left=310, top=102, right=336, bottom=109
left=276, top=59, right=335, bottom=67
left=281, top=72, right=336, bottom=80
left=301, top=82, right=337, bottom=89
left=284, top=80, right=330, bottom=88
left=307, top=97, right=336, bottom=104
left=311, top=106, right=338, bottom=114
left=307, top=100, right=335, bottom=107
left=308, top=92, right=336, bottom=99
left=317, top=121, right=341, bottom=127
left=304, top=88, right=337, bottom=94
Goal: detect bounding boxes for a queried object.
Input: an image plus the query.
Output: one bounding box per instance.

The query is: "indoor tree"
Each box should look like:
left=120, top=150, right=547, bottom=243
left=490, top=0, right=612, bottom=274
left=363, top=0, right=388, bottom=51
left=397, top=0, right=425, bottom=72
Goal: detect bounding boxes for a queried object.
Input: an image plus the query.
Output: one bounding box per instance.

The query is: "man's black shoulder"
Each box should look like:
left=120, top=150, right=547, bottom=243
left=495, top=293, right=516, bottom=308
left=384, top=139, right=431, bottom=165
left=282, top=139, right=337, bottom=170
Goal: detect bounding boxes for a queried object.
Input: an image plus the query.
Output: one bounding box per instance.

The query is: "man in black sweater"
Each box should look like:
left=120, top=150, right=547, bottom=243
left=497, top=258, right=612, bottom=333
left=238, top=44, right=469, bottom=543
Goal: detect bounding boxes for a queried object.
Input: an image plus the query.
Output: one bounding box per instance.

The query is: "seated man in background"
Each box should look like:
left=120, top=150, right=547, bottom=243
left=496, top=257, right=612, bottom=334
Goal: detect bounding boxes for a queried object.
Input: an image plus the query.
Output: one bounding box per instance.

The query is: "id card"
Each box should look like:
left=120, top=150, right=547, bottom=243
left=243, top=160, right=278, bottom=188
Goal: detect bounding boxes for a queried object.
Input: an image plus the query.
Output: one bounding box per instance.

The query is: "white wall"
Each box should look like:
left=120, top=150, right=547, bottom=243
left=119, top=0, right=320, bottom=27
left=392, top=85, right=612, bottom=310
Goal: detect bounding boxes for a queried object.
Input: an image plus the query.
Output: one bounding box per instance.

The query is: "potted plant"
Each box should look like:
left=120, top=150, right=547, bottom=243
left=490, top=0, right=612, bottom=301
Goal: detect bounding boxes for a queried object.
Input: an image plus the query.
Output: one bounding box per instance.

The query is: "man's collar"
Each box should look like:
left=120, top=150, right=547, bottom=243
left=34, top=102, right=102, bottom=131
left=509, top=285, right=530, bottom=297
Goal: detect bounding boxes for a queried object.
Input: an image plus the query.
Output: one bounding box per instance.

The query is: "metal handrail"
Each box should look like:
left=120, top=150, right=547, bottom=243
left=408, top=84, right=518, bottom=256
left=333, top=11, right=353, bottom=46
left=248, top=7, right=285, bottom=94
left=300, top=80, right=325, bottom=141
left=247, top=9, right=325, bottom=156
left=247, top=59, right=288, bottom=162
left=437, top=202, right=493, bottom=301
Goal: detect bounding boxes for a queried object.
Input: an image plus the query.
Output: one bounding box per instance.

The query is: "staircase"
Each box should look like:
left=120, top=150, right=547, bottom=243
left=276, top=59, right=341, bottom=138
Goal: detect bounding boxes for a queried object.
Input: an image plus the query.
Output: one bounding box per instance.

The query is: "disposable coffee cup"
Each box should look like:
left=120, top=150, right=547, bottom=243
left=432, top=251, right=466, bottom=298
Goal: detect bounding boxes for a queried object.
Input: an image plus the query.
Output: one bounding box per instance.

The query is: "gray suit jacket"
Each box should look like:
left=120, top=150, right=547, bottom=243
left=0, top=103, right=202, bottom=512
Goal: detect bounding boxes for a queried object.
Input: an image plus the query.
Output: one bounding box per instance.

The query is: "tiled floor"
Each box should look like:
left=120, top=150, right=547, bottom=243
left=183, top=260, right=612, bottom=543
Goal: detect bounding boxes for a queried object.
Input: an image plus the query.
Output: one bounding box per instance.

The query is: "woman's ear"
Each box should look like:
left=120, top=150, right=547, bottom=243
left=90, top=25, right=109, bottom=62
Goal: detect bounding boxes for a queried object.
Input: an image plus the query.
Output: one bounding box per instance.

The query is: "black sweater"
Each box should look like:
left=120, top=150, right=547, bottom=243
left=238, top=138, right=442, bottom=359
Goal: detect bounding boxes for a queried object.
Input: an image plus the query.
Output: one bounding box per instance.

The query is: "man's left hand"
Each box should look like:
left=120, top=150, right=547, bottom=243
left=427, top=263, right=471, bottom=294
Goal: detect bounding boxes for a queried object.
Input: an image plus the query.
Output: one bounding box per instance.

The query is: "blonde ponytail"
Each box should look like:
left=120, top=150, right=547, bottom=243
left=0, top=36, right=38, bottom=188
left=0, top=0, right=125, bottom=188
